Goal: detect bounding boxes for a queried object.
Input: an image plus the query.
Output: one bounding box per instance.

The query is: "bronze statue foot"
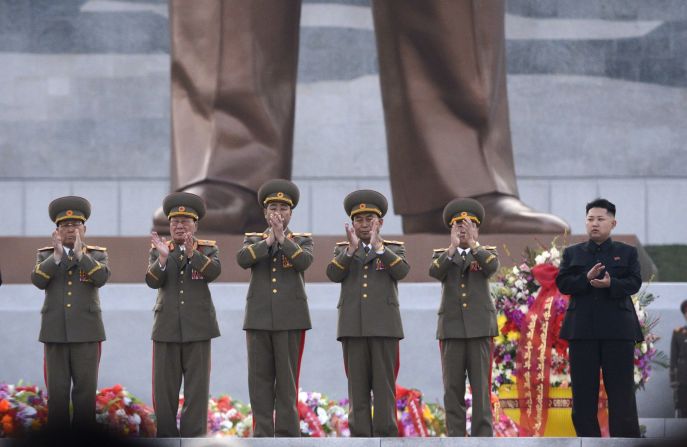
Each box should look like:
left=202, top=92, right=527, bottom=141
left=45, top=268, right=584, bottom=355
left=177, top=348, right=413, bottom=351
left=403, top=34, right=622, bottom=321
left=152, top=183, right=265, bottom=234
left=402, top=193, right=570, bottom=234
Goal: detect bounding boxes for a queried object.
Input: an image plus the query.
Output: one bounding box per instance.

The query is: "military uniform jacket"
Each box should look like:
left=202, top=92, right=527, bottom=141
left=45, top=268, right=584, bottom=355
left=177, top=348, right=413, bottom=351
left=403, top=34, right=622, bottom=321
left=236, top=230, right=313, bottom=331
left=146, top=239, right=221, bottom=342
left=31, top=245, right=110, bottom=343
left=429, top=245, right=499, bottom=339
left=671, top=326, right=687, bottom=386
left=326, top=241, right=409, bottom=340
left=557, top=238, right=643, bottom=341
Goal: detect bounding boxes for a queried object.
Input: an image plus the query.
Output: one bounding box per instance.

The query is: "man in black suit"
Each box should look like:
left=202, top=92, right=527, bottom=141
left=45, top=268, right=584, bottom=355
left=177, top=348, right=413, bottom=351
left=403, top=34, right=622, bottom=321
left=557, top=198, right=643, bottom=438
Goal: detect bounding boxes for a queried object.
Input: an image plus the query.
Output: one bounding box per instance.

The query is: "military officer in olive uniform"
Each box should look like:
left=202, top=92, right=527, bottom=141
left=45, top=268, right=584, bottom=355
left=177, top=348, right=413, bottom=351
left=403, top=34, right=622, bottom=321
left=326, top=190, right=409, bottom=437
left=31, top=196, right=110, bottom=430
left=670, top=300, right=687, bottom=417
left=236, top=179, right=312, bottom=437
left=146, top=192, right=221, bottom=437
left=429, top=198, right=499, bottom=437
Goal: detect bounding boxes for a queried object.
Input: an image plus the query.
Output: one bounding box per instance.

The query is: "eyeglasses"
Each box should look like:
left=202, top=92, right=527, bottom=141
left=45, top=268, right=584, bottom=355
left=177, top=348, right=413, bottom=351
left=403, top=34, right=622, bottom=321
left=58, top=221, right=83, bottom=228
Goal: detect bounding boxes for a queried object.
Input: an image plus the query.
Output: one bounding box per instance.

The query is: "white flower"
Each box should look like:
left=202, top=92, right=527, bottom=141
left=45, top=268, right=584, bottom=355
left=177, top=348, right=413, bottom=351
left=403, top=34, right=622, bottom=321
left=514, top=279, right=524, bottom=289
left=124, top=397, right=132, bottom=405
left=550, top=247, right=560, bottom=260
left=227, top=408, right=237, bottom=418
left=129, top=414, right=141, bottom=425
left=512, top=266, right=520, bottom=275
left=317, top=407, right=328, bottom=424
left=640, top=342, right=647, bottom=354
left=221, top=420, right=233, bottom=430
left=298, top=391, right=307, bottom=402
left=634, top=368, right=642, bottom=385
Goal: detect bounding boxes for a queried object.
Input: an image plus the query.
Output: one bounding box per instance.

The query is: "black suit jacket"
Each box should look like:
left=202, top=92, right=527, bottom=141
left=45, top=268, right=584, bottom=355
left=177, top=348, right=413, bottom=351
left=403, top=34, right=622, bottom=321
left=557, top=238, right=643, bottom=341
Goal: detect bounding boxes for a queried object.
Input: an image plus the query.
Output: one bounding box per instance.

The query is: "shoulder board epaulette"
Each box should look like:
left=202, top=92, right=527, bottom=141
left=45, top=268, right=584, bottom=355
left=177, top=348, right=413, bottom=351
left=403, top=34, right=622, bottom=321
left=433, top=248, right=448, bottom=252
left=244, top=232, right=265, bottom=237
left=86, top=245, right=107, bottom=251
left=197, top=239, right=216, bottom=246
left=291, top=232, right=312, bottom=237
left=383, top=240, right=404, bottom=245
left=676, top=327, right=684, bottom=332
left=38, top=246, right=54, bottom=251
left=336, top=241, right=350, bottom=246
left=483, top=245, right=497, bottom=250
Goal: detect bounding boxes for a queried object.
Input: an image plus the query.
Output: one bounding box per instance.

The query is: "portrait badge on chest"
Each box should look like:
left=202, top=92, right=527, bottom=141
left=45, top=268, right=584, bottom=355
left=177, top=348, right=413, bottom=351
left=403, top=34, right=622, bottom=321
left=79, top=269, right=92, bottom=283
left=469, top=261, right=482, bottom=272
left=282, top=255, right=293, bottom=269
left=191, top=269, right=203, bottom=280
left=375, top=258, right=385, bottom=271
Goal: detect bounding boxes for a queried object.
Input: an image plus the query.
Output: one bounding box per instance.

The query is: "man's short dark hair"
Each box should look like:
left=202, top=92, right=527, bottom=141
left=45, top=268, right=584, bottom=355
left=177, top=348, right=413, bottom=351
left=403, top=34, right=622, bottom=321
left=586, top=198, right=616, bottom=216
left=681, top=299, right=687, bottom=314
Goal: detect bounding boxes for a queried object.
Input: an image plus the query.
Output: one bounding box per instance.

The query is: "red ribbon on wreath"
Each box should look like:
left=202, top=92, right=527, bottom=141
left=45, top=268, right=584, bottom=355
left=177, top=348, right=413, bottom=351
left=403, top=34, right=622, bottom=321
left=298, top=401, right=325, bottom=437
left=515, top=263, right=568, bottom=436
left=395, top=385, right=429, bottom=437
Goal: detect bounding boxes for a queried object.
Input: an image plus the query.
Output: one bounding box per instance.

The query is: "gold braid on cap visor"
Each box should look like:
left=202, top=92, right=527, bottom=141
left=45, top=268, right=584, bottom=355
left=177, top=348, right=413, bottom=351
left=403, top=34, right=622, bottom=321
left=263, top=195, right=294, bottom=207
left=350, top=205, right=382, bottom=218
left=168, top=210, right=199, bottom=220
left=54, top=214, right=86, bottom=224
left=449, top=215, right=481, bottom=226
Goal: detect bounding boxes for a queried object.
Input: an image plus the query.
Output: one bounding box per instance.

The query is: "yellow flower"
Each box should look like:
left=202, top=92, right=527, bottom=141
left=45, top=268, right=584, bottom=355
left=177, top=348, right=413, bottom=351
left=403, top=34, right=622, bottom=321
left=497, top=314, right=507, bottom=331
left=506, top=331, right=520, bottom=342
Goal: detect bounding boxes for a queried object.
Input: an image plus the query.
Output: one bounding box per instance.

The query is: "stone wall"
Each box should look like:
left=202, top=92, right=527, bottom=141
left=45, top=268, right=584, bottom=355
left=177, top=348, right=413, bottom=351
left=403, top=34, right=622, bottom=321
left=1, top=0, right=686, bottom=243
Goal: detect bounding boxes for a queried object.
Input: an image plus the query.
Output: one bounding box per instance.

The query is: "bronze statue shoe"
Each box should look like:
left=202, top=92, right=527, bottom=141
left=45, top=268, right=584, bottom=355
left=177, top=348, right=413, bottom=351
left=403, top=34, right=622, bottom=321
left=402, top=193, right=569, bottom=234
left=152, top=183, right=265, bottom=234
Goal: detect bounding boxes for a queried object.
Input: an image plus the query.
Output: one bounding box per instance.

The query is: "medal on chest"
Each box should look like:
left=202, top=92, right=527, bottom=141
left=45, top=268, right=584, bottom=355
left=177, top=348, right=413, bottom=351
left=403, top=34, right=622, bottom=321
left=282, top=255, right=293, bottom=269
left=375, top=258, right=385, bottom=270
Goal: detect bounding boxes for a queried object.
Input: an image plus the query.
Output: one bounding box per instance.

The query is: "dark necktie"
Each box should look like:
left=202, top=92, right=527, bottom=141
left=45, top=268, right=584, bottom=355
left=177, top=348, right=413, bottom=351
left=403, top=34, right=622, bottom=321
left=364, top=245, right=370, bottom=254
left=68, top=249, right=74, bottom=261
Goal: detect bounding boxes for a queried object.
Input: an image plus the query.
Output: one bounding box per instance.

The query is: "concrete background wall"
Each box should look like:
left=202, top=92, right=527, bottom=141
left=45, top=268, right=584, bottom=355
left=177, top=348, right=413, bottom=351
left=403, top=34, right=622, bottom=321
left=1, top=0, right=686, bottom=243
left=1, top=282, right=685, bottom=419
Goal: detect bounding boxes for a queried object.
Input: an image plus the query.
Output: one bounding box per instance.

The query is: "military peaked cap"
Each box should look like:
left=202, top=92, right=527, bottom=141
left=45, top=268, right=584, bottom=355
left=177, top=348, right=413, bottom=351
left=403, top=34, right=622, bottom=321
left=344, top=189, right=388, bottom=218
left=163, top=192, right=206, bottom=221
left=258, top=179, right=300, bottom=208
left=443, top=198, right=485, bottom=228
left=49, top=196, right=91, bottom=224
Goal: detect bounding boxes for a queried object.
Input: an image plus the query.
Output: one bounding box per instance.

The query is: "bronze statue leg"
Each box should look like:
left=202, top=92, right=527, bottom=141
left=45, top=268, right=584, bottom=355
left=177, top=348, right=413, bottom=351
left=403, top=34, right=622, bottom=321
left=155, top=0, right=301, bottom=233
left=372, top=0, right=568, bottom=233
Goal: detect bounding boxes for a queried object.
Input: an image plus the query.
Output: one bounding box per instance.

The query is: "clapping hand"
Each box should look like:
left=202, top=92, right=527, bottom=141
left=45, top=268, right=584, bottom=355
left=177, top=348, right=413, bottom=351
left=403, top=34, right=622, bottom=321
left=369, top=219, right=383, bottom=252
left=183, top=232, right=195, bottom=258
left=151, top=231, right=169, bottom=264
left=73, top=232, right=84, bottom=260
left=587, top=263, right=610, bottom=288
left=52, top=230, right=64, bottom=259
left=345, top=223, right=359, bottom=256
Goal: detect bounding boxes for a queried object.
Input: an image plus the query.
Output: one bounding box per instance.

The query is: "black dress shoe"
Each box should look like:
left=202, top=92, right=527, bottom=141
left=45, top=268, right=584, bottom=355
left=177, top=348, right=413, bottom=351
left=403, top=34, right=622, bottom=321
left=152, top=183, right=265, bottom=234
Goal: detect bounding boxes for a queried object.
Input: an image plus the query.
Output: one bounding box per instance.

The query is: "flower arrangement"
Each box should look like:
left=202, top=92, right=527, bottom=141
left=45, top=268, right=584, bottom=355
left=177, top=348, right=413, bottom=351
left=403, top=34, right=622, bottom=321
left=95, top=384, right=156, bottom=437
left=297, top=391, right=349, bottom=437
left=207, top=394, right=252, bottom=437
left=0, top=383, right=48, bottom=436
left=491, top=239, right=666, bottom=392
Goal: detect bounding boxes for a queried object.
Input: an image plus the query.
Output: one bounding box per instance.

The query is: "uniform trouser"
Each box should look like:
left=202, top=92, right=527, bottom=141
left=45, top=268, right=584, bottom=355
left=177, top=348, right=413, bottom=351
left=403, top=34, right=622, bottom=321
left=44, top=342, right=101, bottom=430
left=168, top=0, right=517, bottom=215
left=676, top=386, right=687, bottom=417
left=153, top=340, right=211, bottom=438
left=569, top=339, right=640, bottom=438
left=246, top=329, right=306, bottom=437
left=440, top=337, right=493, bottom=437
left=342, top=337, right=399, bottom=437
